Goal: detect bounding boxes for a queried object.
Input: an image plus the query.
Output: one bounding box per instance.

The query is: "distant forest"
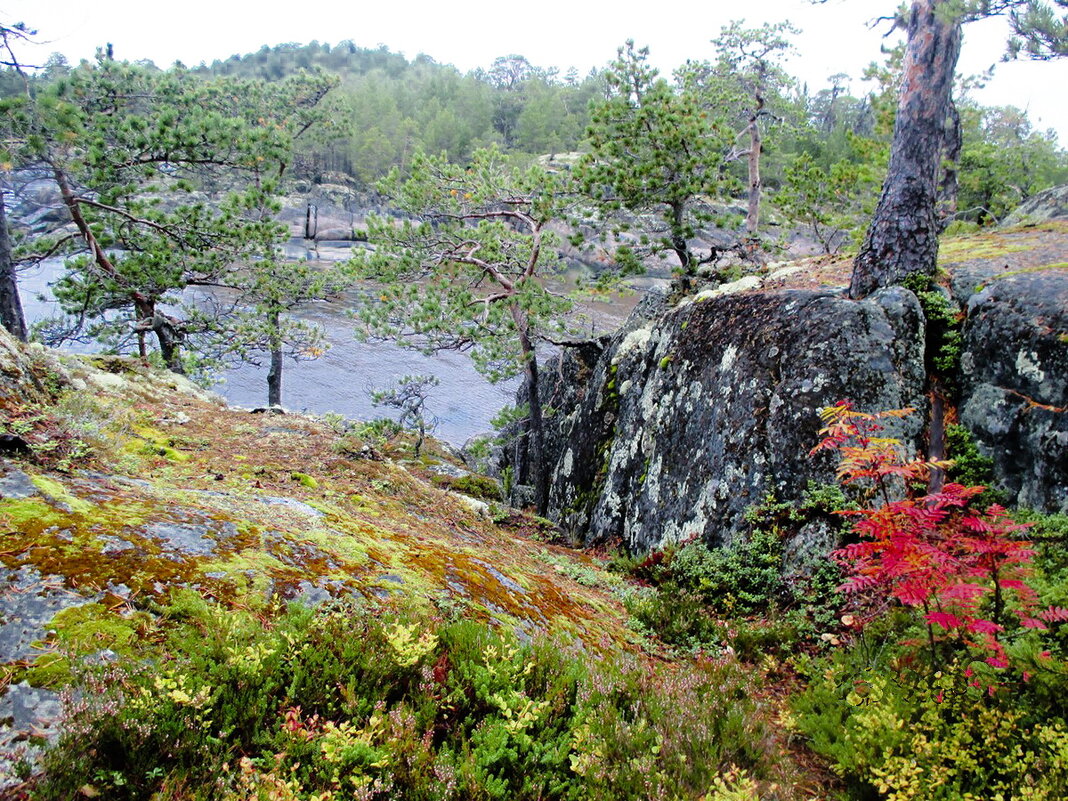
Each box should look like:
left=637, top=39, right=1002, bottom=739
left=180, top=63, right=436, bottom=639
left=5, top=37, right=1068, bottom=229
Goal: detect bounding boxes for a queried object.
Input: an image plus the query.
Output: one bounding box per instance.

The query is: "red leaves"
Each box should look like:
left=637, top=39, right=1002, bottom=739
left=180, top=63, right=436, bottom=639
left=925, top=611, right=962, bottom=630
left=1038, top=606, right=1068, bottom=623
left=817, top=401, right=1048, bottom=673
left=965, top=619, right=1003, bottom=635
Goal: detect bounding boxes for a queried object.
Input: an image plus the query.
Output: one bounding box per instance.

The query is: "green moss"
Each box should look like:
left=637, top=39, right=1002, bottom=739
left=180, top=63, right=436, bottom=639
left=125, top=423, right=190, bottom=463
left=431, top=472, right=501, bottom=501
left=290, top=471, right=319, bottom=489
left=938, top=234, right=1032, bottom=264
left=30, top=475, right=94, bottom=515
left=199, top=549, right=291, bottom=606
left=902, top=273, right=964, bottom=393
left=0, top=496, right=70, bottom=531
left=23, top=602, right=153, bottom=687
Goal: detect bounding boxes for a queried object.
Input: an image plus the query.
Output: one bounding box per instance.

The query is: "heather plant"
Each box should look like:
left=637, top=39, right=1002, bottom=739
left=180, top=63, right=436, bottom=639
left=35, top=594, right=787, bottom=800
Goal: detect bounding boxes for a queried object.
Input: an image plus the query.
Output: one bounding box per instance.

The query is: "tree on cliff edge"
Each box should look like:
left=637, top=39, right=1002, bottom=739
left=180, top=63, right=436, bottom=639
left=0, top=21, right=32, bottom=342
left=356, top=146, right=576, bottom=515
left=843, top=0, right=1068, bottom=299
left=7, top=54, right=335, bottom=370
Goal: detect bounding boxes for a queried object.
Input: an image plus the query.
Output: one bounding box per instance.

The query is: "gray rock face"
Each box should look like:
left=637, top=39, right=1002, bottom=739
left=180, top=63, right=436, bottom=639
left=504, top=286, right=927, bottom=553
left=1001, top=184, right=1068, bottom=226
left=959, top=271, right=1068, bottom=513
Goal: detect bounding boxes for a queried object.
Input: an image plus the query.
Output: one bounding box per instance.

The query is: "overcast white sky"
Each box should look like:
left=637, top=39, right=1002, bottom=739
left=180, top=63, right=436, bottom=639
left=4, top=0, right=1067, bottom=141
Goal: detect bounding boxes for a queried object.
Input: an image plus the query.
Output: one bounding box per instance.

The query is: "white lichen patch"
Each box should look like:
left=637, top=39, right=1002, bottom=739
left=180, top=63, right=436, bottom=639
left=642, top=455, right=663, bottom=504
left=767, top=265, right=805, bottom=282
left=719, top=344, right=739, bottom=373
left=613, top=325, right=653, bottom=363
left=689, top=276, right=762, bottom=303
left=1015, top=349, right=1046, bottom=383
left=561, top=449, right=574, bottom=478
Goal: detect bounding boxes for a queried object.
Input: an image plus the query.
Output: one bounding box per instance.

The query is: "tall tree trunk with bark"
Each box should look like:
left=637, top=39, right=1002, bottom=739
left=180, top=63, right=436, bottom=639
left=745, top=92, right=765, bottom=236
left=267, top=309, right=283, bottom=407
left=513, top=306, right=548, bottom=516
left=0, top=193, right=27, bottom=342
left=938, top=99, right=962, bottom=230
left=850, top=0, right=962, bottom=299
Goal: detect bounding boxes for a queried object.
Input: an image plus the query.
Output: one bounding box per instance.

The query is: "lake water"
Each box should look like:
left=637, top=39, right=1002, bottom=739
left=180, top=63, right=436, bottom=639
left=18, top=242, right=641, bottom=445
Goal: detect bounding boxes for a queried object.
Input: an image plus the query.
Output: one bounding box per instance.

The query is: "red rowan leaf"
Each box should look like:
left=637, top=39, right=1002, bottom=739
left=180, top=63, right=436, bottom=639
left=940, top=583, right=989, bottom=601
left=1038, top=606, right=1068, bottom=623
left=925, top=611, right=962, bottom=630
left=1019, top=617, right=1048, bottom=630
left=965, top=619, right=1002, bottom=634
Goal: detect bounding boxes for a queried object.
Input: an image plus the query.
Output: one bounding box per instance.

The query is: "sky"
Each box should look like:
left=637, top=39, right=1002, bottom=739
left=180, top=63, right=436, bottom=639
left=4, top=0, right=1068, bottom=141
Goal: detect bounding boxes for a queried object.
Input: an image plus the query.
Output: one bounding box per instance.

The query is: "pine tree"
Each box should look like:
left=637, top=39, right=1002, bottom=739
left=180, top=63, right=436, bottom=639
left=577, top=41, right=738, bottom=288
left=9, top=55, right=335, bottom=369
left=356, top=146, right=575, bottom=514
left=844, top=0, right=1068, bottom=298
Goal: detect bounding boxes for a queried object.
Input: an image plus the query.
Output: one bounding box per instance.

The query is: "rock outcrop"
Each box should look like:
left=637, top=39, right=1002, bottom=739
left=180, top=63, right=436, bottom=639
left=503, top=283, right=928, bottom=553
left=502, top=243, right=1068, bottom=551
left=959, top=269, right=1068, bottom=513
left=1002, top=184, right=1068, bottom=226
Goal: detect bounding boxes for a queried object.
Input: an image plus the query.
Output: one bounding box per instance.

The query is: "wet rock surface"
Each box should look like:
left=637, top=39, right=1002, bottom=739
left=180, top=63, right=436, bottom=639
left=959, top=270, right=1068, bottom=512
left=1002, top=183, right=1068, bottom=226
left=0, top=568, right=88, bottom=788
left=502, top=285, right=927, bottom=553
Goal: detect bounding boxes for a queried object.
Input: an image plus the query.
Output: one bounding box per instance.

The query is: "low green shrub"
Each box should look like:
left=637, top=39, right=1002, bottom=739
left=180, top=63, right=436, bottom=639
left=35, top=595, right=786, bottom=800
left=622, top=585, right=724, bottom=651
left=669, top=529, right=786, bottom=616
left=792, top=647, right=1068, bottom=800
left=431, top=472, right=502, bottom=502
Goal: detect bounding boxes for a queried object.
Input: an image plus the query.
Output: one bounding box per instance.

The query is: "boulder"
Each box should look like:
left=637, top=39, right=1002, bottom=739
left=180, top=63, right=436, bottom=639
left=1001, top=184, right=1068, bottom=226
left=502, top=285, right=927, bottom=552
left=0, top=327, right=69, bottom=407
left=959, top=269, right=1068, bottom=512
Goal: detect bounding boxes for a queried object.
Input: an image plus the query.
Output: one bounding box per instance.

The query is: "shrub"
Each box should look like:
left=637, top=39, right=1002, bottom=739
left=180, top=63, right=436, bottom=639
left=793, top=652, right=1068, bottom=800
left=669, top=529, right=786, bottom=616
left=35, top=597, right=787, bottom=800
left=790, top=402, right=1068, bottom=799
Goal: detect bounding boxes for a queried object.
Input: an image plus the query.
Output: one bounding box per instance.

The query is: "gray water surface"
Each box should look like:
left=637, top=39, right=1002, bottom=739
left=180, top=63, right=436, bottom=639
left=18, top=241, right=641, bottom=445
left=19, top=250, right=516, bottom=445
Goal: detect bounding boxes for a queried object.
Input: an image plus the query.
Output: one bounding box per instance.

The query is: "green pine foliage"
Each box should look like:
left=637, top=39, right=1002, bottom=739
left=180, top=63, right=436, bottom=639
left=354, top=145, right=573, bottom=381
left=6, top=55, right=337, bottom=371
left=576, top=41, right=740, bottom=280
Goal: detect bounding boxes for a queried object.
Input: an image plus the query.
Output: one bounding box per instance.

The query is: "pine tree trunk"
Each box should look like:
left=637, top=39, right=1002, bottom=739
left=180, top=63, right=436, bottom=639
left=153, top=315, right=185, bottom=374
left=267, top=311, right=283, bottom=407
left=745, top=100, right=763, bottom=236
left=0, top=193, right=28, bottom=342
left=669, top=201, right=697, bottom=293
left=514, top=307, right=548, bottom=515
left=850, top=0, right=962, bottom=299
left=938, top=100, right=962, bottom=229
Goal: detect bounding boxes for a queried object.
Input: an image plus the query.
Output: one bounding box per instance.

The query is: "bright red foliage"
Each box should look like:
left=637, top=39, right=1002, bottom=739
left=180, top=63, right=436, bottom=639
left=813, top=401, right=1057, bottom=670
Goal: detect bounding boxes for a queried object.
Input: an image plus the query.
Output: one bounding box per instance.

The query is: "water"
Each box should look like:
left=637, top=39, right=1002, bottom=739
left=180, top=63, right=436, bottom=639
left=17, top=243, right=640, bottom=446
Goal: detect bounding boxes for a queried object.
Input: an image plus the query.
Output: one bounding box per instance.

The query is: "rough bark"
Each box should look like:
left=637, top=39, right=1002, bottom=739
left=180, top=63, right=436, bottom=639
left=745, top=95, right=764, bottom=235
left=151, top=313, right=185, bottom=374
left=514, top=306, right=547, bottom=516
left=938, top=99, right=962, bottom=230
left=267, top=310, right=283, bottom=407
left=850, top=0, right=963, bottom=299
left=0, top=193, right=27, bottom=342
